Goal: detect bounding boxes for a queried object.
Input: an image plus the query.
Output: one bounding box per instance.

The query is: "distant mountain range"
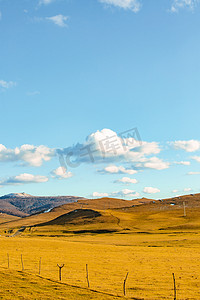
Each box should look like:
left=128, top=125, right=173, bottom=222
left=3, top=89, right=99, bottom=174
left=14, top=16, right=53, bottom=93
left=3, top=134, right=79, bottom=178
left=0, top=193, right=34, bottom=199
left=1, top=193, right=199, bottom=234
left=0, top=193, right=85, bottom=217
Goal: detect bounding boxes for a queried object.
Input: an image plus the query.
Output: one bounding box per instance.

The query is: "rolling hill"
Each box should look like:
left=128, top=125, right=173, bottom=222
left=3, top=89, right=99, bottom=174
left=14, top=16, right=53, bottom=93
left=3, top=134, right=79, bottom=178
left=0, top=196, right=154, bottom=229
left=1, top=193, right=200, bottom=235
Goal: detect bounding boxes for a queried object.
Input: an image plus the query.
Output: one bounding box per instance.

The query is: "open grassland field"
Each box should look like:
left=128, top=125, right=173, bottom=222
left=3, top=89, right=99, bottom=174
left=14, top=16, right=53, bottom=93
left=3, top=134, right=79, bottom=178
left=0, top=268, right=122, bottom=300
left=0, top=233, right=200, bottom=299
left=0, top=195, right=200, bottom=299
left=0, top=213, right=19, bottom=225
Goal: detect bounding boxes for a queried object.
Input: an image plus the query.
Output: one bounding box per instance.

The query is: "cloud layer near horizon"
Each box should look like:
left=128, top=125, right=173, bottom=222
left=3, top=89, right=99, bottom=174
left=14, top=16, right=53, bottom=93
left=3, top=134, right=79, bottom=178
left=0, top=173, right=48, bottom=187
left=92, top=188, right=140, bottom=198
left=0, top=128, right=199, bottom=196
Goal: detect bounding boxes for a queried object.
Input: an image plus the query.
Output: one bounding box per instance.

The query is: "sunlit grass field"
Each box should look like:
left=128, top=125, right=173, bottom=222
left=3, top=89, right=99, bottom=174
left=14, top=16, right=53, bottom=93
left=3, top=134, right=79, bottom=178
left=0, top=267, right=122, bottom=300
left=1, top=197, right=200, bottom=299
left=0, top=232, right=200, bottom=299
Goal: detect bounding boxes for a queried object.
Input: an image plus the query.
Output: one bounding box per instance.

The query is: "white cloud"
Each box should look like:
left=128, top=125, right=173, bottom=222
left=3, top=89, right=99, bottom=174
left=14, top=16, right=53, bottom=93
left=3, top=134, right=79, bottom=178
left=114, top=177, right=138, bottom=184
left=170, top=0, right=199, bottom=12
left=99, top=165, right=138, bottom=174
left=188, top=171, right=200, bottom=175
left=174, top=161, right=190, bottom=166
left=121, top=188, right=135, bottom=194
left=172, top=140, right=200, bottom=152
left=51, top=167, right=73, bottom=179
left=192, top=156, right=200, bottom=163
left=0, top=144, right=55, bottom=167
left=59, top=129, right=162, bottom=168
left=143, top=187, right=160, bottom=194
left=0, top=11, right=2, bottom=20
left=92, top=192, right=109, bottom=197
left=46, top=15, right=69, bottom=27
left=112, top=189, right=139, bottom=198
left=0, top=80, right=16, bottom=89
left=0, top=173, right=48, bottom=187
left=135, top=157, right=169, bottom=170
left=172, top=189, right=179, bottom=193
left=99, top=0, right=141, bottom=12
left=93, top=189, right=139, bottom=199
left=184, top=187, right=192, bottom=192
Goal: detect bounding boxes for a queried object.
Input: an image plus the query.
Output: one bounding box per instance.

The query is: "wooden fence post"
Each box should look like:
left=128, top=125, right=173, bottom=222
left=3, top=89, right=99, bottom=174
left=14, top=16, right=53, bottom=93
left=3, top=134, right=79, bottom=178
left=21, top=254, right=24, bottom=271
left=86, top=264, right=90, bottom=288
left=39, top=257, right=41, bottom=275
left=57, top=264, right=64, bottom=281
left=123, top=272, right=129, bottom=296
left=7, top=253, right=9, bottom=269
left=172, top=273, right=176, bottom=300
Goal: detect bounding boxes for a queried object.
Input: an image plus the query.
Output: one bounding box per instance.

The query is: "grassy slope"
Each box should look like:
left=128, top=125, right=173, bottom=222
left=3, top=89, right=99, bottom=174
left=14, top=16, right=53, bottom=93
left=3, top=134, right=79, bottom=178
left=0, top=197, right=153, bottom=230
left=0, top=213, right=19, bottom=225
left=0, top=233, right=200, bottom=300
left=13, top=196, right=200, bottom=236
left=0, top=268, right=123, bottom=300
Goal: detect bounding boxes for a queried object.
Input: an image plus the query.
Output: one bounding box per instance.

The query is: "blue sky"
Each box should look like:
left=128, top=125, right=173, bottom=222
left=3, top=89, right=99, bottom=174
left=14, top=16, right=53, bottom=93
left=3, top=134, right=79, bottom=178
left=0, top=0, right=200, bottom=199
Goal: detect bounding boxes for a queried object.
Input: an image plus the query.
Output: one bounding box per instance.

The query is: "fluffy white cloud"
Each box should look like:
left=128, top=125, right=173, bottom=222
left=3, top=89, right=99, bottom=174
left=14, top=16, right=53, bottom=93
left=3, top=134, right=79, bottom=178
left=99, top=165, right=138, bottom=174
left=99, top=0, right=141, bottom=12
left=184, top=187, right=192, bottom=192
left=0, top=80, right=16, bottom=89
left=172, top=189, right=179, bottom=193
left=188, top=171, right=200, bottom=175
left=174, top=161, right=190, bottom=166
left=121, top=188, right=135, bottom=194
left=143, top=187, right=160, bottom=194
left=92, top=192, right=109, bottom=197
left=170, top=0, right=199, bottom=12
left=172, top=140, right=200, bottom=152
left=192, top=156, right=200, bottom=163
left=0, top=173, right=48, bottom=187
left=46, top=15, right=69, bottom=27
left=59, top=129, right=162, bottom=168
left=135, top=157, right=169, bottom=170
left=0, top=144, right=55, bottom=167
left=51, top=167, right=73, bottom=179
left=114, top=177, right=138, bottom=184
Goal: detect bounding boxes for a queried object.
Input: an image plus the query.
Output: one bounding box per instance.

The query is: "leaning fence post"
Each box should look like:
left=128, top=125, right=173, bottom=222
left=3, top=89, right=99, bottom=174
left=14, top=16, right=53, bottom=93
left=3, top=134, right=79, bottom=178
left=7, top=253, right=9, bottom=269
left=172, top=273, right=176, bottom=300
left=57, top=264, right=64, bottom=281
left=123, top=272, right=129, bottom=296
left=86, top=264, right=90, bottom=288
left=21, top=254, right=24, bottom=271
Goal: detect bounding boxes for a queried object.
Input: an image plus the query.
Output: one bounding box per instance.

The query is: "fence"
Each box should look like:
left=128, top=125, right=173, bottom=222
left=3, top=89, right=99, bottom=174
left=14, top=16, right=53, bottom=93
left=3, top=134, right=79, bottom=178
left=0, top=251, right=198, bottom=299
